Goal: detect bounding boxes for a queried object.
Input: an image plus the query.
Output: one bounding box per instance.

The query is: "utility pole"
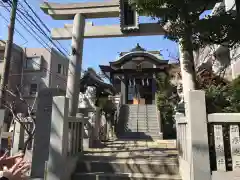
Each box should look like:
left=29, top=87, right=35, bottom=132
left=0, top=0, right=18, bottom=107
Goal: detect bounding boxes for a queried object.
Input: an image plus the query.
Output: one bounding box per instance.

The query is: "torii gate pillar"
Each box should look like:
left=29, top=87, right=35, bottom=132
left=67, top=13, right=85, bottom=116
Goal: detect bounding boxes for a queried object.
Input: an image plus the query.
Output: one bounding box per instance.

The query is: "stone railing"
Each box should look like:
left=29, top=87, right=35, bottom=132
left=175, top=90, right=211, bottom=180
left=175, top=113, right=190, bottom=180
left=176, top=90, right=240, bottom=180
left=67, top=116, right=85, bottom=156
left=109, top=94, right=122, bottom=136
left=45, top=96, right=85, bottom=180
left=208, top=113, right=240, bottom=180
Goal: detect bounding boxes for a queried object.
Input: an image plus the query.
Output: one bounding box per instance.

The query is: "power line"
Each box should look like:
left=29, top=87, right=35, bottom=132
left=0, top=0, right=18, bottom=108
left=7, top=0, right=70, bottom=56
left=5, top=0, right=69, bottom=57
left=0, top=0, right=87, bottom=89
left=0, top=0, right=68, bottom=85
left=0, top=1, right=53, bottom=51
left=21, top=0, right=70, bottom=55
left=0, top=11, right=28, bottom=45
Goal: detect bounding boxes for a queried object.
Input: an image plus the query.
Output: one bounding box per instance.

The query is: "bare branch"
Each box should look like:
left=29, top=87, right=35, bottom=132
left=0, top=85, right=36, bottom=154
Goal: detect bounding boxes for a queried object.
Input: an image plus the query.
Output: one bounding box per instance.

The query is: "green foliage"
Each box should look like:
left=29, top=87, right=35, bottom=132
left=156, top=68, right=240, bottom=117
left=205, top=75, right=240, bottom=113
left=156, top=72, right=179, bottom=125
left=132, top=0, right=240, bottom=48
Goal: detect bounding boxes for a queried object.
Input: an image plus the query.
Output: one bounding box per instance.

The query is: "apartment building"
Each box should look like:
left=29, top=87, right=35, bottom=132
left=0, top=40, right=69, bottom=113
left=195, top=0, right=239, bottom=80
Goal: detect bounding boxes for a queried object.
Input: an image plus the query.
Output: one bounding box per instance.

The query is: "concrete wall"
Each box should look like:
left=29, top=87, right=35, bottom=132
left=0, top=47, right=69, bottom=113
left=0, top=43, right=24, bottom=109
left=194, top=45, right=233, bottom=80
left=49, top=48, right=68, bottom=90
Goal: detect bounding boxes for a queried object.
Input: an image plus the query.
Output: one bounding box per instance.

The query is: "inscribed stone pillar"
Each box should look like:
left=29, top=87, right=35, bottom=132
left=229, top=125, right=240, bottom=170
left=47, top=96, right=69, bottom=180
left=31, top=89, right=64, bottom=179
left=213, top=125, right=226, bottom=171
left=185, top=90, right=211, bottom=180
left=66, top=13, right=85, bottom=117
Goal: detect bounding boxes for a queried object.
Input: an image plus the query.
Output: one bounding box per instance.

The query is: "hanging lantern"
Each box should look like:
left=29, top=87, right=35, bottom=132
left=146, top=78, right=149, bottom=86
left=129, top=79, right=132, bottom=86
left=142, top=78, right=145, bottom=86
left=133, top=78, right=136, bottom=86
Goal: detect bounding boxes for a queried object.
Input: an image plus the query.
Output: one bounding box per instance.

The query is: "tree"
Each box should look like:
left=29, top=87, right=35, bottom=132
left=155, top=72, right=179, bottom=139
left=1, top=85, right=36, bottom=154
left=132, top=0, right=240, bottom=89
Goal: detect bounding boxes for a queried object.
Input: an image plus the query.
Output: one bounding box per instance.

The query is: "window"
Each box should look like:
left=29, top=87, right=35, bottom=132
left=57, top=64, right=62, bottom=74
left=30, top=84, right=37, bottom=95
left=57, top=64, right=67, bottom=75
left=25, top=57, right=41, bottom=70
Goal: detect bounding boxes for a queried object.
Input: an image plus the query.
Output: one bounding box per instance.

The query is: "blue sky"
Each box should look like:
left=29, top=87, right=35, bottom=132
left=0, top=0, right=211, bottom=72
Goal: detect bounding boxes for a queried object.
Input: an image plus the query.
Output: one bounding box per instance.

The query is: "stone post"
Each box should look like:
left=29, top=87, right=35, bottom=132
left=47, top=96, right=69, bottom=180
left=121, top=75, right=127, bottom=104
left=66, top=13, right=85, bottom=117
left=91, top=107, right=101, bottom=147
left=31, top=90, right=53, bottom=179
left=31, top=89, right=64, bottom=179
left=11, top=121, right=24, bottom=155
left=185, top=90, right=211, bottom=180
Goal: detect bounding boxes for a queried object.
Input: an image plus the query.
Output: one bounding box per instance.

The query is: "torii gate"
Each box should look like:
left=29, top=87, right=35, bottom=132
left=40, top=0, right=223, bottom=116
left=40, top=0, right=167, bottom=116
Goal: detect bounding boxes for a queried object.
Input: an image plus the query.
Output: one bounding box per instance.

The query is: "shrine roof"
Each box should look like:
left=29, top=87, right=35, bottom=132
left=109, top=51, right=168, bottom=67
left=80, top=68, right=116, bottom=95
left=99, top=66, right=169, bottom=73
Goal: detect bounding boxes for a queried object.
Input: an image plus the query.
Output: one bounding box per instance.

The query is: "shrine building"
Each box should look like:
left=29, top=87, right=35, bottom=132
left=99, top=44, right=171, bottom=105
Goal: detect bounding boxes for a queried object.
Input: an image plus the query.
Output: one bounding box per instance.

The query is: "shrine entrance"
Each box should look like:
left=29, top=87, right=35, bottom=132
left=127, top=77, right=153, bottom=105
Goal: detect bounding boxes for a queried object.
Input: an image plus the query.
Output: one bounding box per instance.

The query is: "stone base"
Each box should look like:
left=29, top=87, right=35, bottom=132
left=158, top=132, right=163, bottom=140
left=83, top=138, right=90, bottom=150
left=90, top=140, right=106, bottom=148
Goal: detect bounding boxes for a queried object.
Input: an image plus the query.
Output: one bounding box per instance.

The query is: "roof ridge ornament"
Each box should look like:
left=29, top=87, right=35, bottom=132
left=130, top=43, right=146, bottom=52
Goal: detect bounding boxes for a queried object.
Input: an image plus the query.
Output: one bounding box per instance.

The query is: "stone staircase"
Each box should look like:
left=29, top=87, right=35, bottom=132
left=71, top=140, right=181, bottom=180
left=118, top=104, right=161, bottom=140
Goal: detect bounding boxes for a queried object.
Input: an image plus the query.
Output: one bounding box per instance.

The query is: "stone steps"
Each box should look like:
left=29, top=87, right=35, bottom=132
left=76, top=159, right=179, bottom=175
left=71, top=140, right=180, bottom=180
left=72, top=173, right=181, bottom=180
left=118, top=104, right=160, bottom=140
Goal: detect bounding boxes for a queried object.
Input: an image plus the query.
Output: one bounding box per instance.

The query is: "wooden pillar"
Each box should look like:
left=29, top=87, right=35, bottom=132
left=121, top=75, right=127, bottom=104
left=152, top=74, right=156, bottom=104
left=110, top=73, right=114, bottom=85
left=66, top=13, right=85, bottom=116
